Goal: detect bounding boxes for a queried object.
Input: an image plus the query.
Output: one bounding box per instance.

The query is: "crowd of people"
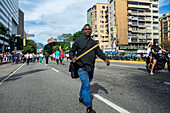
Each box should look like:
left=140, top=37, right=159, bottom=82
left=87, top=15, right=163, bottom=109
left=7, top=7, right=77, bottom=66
left=50, top=49, right=70, bottom=65
left=0, top=52, right=46, bottom=65
left=0, top=49, right=70, bottom=66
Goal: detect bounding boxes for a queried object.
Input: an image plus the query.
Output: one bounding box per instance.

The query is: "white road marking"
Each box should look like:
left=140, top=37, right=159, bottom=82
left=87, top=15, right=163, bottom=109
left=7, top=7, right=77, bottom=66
left=164, top=82, right=170, bottom=85
left=0, top=64, right=25, bottom=85
left=52, top=68, right=59, bottom=72
left=45, top=64, right=47, bottom=65
left=93, top=94, right=130, bottom=113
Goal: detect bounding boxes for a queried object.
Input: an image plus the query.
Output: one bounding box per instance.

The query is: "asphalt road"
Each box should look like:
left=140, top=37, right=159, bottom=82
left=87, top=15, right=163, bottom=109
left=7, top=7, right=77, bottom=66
left=0, top=59, right=170, bottom=113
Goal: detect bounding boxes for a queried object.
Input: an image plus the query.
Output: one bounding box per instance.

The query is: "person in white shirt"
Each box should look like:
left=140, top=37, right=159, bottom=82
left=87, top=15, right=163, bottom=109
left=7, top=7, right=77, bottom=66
left=66, top=52, right=70, bottom=62
left=53, top=52, right=55, bottom=63
left=25, top=52, right=30, bottom=65
left=145, top=42, right=152, bottom=68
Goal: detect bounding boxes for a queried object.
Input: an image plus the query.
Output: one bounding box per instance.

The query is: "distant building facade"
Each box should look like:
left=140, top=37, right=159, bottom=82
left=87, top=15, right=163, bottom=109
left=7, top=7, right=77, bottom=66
left=87, top=3, right=109, bottom=50
left=48, top=37, right=57, bottom=44
left=159, top=14, right=170, bottom=42
left=0, top=0, right=19, bottom=52
left=17, top=9, right=24, bottom=39
left=106, top=0, right=159, bottom=52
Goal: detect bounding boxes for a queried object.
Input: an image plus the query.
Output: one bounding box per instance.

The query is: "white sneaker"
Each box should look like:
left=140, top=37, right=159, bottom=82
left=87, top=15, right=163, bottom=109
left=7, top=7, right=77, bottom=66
left=150, top=71, right=154, bottom=75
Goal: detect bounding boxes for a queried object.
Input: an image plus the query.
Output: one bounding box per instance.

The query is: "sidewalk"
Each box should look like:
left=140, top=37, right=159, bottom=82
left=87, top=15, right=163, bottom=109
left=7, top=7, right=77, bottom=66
left=0, top=61, right=11, bottom=65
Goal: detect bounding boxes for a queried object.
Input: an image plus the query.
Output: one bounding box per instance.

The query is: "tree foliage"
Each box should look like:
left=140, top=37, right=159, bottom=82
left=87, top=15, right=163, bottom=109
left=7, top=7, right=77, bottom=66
left=0, top=22, right=8, bottom=35
left=72, top=30, right=83, bottom=41
left=23, top=40, right=37, bottom=54
left=160, top=40, right=170, bottom=49
left=43, top=42, right=70, bottom=54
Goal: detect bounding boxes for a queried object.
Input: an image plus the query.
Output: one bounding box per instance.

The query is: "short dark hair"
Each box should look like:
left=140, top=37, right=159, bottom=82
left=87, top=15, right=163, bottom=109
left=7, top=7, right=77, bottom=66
left=83, top=24, right=91, bottom=30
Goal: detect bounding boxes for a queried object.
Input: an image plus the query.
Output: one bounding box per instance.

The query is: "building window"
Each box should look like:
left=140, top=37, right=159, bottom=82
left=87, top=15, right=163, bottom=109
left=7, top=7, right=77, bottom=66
left=102, top=6, right=105, bottom=9
left=163, top=22, right=168, bottom=26
left=163, top=27, right=168, bottom=32
left=153, top=4, right=158, bottom=8
left=153, top=11, right=158, bottom=13
left=132, top=10, right=137, bottom=13
left=153, top=22, right=158, bottom=24
left=153, top=26, right=158, bottom=30
left=164, top=33, right=168, bottom=37
left=145, top=10, right=151, bottom=13
left=100, top=30, right=104, bottom=33
left=153, top=33, right=158, bottom=35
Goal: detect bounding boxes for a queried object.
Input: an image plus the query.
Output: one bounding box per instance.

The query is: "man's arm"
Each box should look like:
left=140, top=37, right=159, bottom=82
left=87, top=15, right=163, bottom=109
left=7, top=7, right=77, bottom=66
left=152, top=48, right=156, bottom=54
left=146, top=42, right=151, bottom=50
left=96, top=46, right=110, bottom=66
left=161, top=48, right=167, bottom=53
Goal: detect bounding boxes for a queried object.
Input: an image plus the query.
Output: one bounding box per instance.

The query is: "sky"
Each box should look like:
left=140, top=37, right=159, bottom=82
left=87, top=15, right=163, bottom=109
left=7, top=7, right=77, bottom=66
left=19, top=0, right=170, bottom=45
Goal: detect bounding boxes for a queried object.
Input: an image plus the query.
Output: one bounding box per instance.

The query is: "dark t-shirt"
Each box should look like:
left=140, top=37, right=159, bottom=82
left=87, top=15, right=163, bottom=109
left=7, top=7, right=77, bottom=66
left=152, top=46, right=161, bottom=53
left=152, top=46, right=161, bottom=58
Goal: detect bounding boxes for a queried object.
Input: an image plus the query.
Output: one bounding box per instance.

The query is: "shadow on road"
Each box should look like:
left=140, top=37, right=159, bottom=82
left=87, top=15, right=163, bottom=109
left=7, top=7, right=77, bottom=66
left=90, top=83, right=108, bottom=102
left=3, top=69, right=47, bottom=82
left=90, top=83, right=108, bottom=94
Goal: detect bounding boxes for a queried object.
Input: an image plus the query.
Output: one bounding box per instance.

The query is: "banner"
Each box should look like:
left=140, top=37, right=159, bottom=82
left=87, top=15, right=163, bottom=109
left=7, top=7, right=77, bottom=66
left=113, top=26, right=117, bottom=38
left=23, top=38, right=26, bottom=46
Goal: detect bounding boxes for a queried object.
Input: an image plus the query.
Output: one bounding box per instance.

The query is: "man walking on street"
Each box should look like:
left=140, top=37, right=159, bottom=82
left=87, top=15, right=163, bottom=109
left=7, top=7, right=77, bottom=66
left=45, top=52, right=49, bottom=64
left=26, top=52, right=30, bottom=65
left=69, top=24, right=110, bottom=113
left=55, top=49, right=60, bottom=64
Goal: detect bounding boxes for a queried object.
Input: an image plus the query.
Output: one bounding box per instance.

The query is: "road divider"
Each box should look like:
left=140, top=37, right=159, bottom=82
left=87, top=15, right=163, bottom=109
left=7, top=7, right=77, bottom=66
left=0, top=64, right=25, bottom=85
left=93, top=94, right=130, bottom=113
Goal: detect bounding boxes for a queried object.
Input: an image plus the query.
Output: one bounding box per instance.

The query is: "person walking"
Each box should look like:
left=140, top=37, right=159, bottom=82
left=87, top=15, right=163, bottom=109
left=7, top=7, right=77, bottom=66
left=45, top=52, right=49, bottom=64
left=55, top=49, right=60, bottom=64
left=39, top=52, right=43, bottom=63
left=69, top=24, right=110, bottom=113
left=60, top=50, right=65, bottom=65
left=25, top=52, right=30, bottom=65
left=66, top=52, right=70, bottom=62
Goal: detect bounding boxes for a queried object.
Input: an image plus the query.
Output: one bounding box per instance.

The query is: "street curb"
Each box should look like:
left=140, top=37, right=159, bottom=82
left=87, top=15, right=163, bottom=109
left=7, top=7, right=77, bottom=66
left=0, top=61, right=11, bottom=65
left=96, top=59, right=146, bottom=64
left=96, top=59, right=168, bottom=66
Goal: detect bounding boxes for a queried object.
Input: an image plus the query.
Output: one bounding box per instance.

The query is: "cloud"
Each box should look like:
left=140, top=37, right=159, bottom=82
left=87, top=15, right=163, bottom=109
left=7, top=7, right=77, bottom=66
left=159, top=0, right=170, bottom=7
left=19, top=0, right=107, bottom=44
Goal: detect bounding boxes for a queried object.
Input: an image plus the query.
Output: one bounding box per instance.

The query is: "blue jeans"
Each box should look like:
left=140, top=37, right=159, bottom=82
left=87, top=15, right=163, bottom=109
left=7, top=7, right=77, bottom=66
left=78, top=68, right=93, bottom=106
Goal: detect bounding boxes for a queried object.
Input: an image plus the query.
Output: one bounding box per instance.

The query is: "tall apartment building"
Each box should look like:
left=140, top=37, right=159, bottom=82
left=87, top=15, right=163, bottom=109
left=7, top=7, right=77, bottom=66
left=17, top=9, right=24, bottom=39
left=87, top=3, right=109, bottom=50
left=0, top=0, right=19, bottom=52
left=108, top=0, right=159, bottom=52
left=108, top=0, right=116, bottom=51
left=159, top=14, right=170, bottom=42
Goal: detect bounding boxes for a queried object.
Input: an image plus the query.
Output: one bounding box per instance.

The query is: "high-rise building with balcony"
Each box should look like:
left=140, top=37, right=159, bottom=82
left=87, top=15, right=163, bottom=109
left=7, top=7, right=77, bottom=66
left=108, top=0, right=159, bottom=52
left=0, top=0, right=19, bottom=52
left=159, top=14, right=170, bottom=42
left=87, top=3, right=109, bottom=50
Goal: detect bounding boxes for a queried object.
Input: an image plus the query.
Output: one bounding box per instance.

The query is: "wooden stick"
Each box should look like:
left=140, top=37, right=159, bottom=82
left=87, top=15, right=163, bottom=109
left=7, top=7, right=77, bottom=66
left=76, top=43, right=100, bottom=60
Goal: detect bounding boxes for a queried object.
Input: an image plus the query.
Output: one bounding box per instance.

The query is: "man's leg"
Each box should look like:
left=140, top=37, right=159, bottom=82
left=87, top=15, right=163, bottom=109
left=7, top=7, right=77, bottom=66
left=78, top=69, right=92, bottom=106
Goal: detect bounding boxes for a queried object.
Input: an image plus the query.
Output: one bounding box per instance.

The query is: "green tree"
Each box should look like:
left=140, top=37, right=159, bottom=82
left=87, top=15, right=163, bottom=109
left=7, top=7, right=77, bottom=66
left=160, top=40, right=170, bottom=49
left=23, top=40, right=37, bottom=53
left=0, top=22, right=8, bottom=35
left=57, top=33, right=73, bottom=42
left=72, top=29, right=83, bottom=41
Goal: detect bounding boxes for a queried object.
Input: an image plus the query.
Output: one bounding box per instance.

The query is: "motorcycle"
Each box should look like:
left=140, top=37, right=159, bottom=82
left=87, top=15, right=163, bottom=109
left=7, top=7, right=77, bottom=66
left=146, top=51, right=170, bottom=73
